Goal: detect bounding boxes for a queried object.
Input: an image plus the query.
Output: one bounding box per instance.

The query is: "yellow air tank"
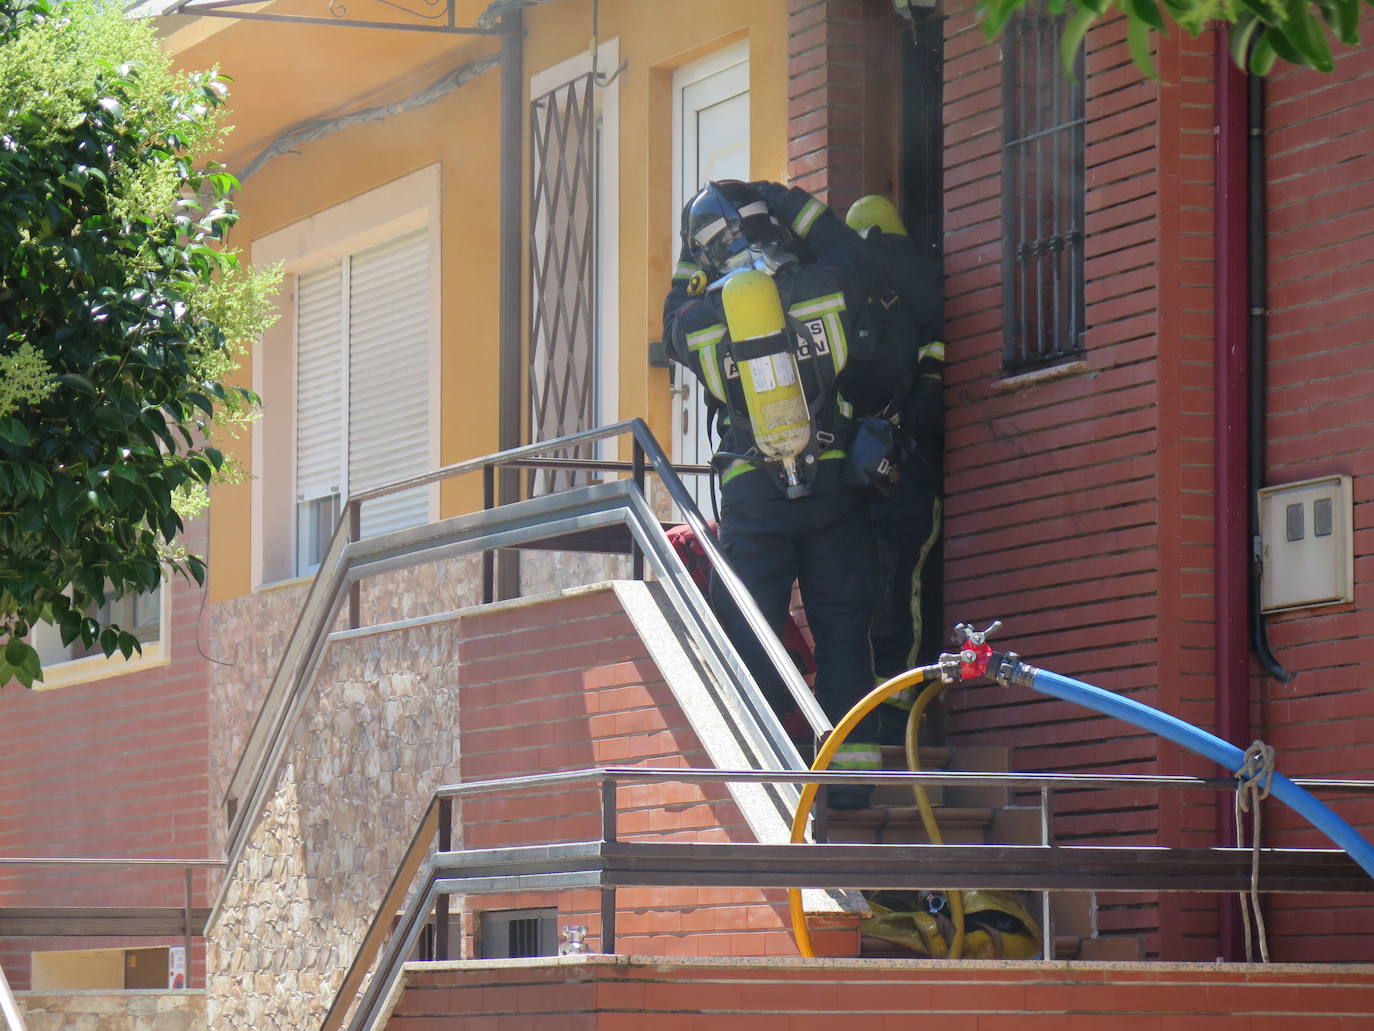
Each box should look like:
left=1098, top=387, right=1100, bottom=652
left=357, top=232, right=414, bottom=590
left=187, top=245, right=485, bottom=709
left=845, top=194, right=909, bottom=237
left=721, top=270, right=812, bottom=496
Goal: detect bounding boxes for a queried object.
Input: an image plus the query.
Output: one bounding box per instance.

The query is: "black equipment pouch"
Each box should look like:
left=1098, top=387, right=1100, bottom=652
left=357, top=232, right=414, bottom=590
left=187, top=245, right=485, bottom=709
left=842, top=414, right=900, bottom=497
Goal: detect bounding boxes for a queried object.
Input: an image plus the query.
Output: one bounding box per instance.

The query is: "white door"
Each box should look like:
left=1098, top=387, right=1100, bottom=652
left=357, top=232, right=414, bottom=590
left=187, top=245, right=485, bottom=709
left=672, top=42, right=749, bottom=514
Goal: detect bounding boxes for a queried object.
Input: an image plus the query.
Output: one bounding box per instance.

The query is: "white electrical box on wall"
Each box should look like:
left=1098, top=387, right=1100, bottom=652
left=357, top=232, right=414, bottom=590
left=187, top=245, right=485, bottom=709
left=1258, top=474, right=1354, bottom=612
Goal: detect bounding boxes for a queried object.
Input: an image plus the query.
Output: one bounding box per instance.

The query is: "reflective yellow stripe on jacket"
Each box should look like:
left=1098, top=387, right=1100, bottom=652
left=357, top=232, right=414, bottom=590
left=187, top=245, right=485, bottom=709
left=685, top=322, right=728, bottom=403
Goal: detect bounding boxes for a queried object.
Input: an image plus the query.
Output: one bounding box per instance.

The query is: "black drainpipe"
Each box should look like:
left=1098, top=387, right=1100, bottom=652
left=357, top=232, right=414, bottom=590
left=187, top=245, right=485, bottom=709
left=1245, top=71, right=1293, bottom=685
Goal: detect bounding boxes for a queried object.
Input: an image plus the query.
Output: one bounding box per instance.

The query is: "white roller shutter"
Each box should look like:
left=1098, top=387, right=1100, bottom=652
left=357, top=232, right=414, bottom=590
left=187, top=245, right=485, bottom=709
left=295, top=262, right=344, bottom=504
left=347, top=229, right=430, bottom=538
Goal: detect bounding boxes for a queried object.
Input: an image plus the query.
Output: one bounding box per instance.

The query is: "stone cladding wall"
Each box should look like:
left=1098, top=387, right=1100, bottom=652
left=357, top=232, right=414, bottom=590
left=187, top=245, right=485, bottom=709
left=204, top=619, right=462, bottom=1031
left=519, top=550, right=630, bottom=597
left=18, top=991, right=204, bottom=1031
left=206, top=556, right=483, bottom=863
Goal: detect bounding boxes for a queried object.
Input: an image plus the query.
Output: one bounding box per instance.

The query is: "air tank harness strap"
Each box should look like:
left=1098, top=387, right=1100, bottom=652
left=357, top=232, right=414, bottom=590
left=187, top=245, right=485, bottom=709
left=1236, top=739, right=1276, bottom=963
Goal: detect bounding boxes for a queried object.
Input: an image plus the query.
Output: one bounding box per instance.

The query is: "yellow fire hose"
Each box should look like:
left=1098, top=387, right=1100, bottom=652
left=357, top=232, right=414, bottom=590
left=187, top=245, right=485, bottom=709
left=904, top=679, right=967, bottom=958
left=788, top=664, right=967, bottom=957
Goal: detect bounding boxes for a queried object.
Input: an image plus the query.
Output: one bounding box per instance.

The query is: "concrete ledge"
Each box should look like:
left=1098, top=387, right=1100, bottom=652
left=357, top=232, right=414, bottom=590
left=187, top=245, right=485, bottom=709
left=385, top=956, right=1374, bottom=1029
left=18, top=990, right=205, bottom=1031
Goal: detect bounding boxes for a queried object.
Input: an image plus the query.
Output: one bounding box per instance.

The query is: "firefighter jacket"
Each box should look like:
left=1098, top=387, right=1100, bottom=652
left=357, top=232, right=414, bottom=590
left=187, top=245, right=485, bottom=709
left=663, top=184, right=881, bottom=496
left=846, top=229, right=945, bottom=433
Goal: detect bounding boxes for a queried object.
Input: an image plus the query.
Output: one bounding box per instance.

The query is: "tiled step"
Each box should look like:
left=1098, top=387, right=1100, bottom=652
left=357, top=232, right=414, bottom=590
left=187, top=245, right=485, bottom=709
left=822, top=805, right=995, bottom=845
left=879, top=744, right=951, bottom=768
left=873, top=744, right=1015, bottom=808
left=944, top=744, right=1013, bottom=808
left=1052, top=890, right=1093, bottom=940
left=1076, top=935, right=1145, bottom=961
left=874, top=745, right=951, bottom=806
left=824, top=737, right=1126, bottom=963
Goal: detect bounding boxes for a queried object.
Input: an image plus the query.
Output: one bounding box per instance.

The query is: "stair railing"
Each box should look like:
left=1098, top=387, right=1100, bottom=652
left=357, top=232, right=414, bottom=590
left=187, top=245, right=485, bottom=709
left=326, top=763, right=1374, bottom=1031
left=0, top=960, right=24, bottom=1031
left=218, top=420, right=830, bottom=908
left=0, top=857, right=222, bottom=972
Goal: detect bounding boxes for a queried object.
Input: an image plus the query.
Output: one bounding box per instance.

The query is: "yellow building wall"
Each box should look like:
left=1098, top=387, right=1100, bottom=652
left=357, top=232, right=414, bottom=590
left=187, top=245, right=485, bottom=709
left=170, top=0, right=787, bottom=602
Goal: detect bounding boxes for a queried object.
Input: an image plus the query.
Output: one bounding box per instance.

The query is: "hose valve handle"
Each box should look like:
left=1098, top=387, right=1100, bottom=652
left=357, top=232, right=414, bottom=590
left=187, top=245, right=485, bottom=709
left=954, top=620, right=1002, bottom=648
left=950, top=620, right=1003, bottom=679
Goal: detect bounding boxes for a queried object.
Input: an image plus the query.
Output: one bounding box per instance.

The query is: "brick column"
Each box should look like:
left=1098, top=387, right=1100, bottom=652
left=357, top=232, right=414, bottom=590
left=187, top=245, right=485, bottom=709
left=787, top=0, right=866, bottom=211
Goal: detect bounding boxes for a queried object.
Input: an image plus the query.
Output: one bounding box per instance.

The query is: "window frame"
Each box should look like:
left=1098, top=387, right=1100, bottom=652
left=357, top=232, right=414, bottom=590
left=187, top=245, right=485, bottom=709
left=1000, top=2, right=1086, bottom=375
left=527, top=40, right=620, bottom=495
left=477, top=907, right=558, bottom=959
left=26, top=580, right=172, bottom=692
left=249, top=166, right=442, bottom=588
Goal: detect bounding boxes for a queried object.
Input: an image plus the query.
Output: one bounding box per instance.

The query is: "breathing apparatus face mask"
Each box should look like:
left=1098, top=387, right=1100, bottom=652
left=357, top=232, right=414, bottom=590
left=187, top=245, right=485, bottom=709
left=704, top=228, right=799, bottom=288
left=685, top=181, right=800, bottom=284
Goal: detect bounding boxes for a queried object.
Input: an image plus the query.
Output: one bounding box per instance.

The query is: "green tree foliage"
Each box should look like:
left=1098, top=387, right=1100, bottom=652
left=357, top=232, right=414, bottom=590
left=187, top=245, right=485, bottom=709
left=0, top=0, right=278, bottom=687
left=977, top=0, right=1368, bottom=76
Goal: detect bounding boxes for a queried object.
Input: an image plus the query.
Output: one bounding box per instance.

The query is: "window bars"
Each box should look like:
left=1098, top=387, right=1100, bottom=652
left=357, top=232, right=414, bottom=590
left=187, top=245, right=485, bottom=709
left=529, top=73, right=599, bottom=495
left=1001, top=1, right=1086, bottom=373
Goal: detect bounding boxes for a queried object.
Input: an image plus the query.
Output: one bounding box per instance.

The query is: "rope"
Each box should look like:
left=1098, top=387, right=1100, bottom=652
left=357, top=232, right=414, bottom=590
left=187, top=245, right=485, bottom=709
left=1234, top=739, right=1276, bottom=963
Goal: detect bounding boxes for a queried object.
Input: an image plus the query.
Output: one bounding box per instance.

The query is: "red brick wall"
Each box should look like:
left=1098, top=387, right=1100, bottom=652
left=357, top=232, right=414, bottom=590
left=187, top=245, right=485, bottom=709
left=787, top=0, right=866, bottom=209
left=387, top=958, right=1374, bottom=1030
left=934, top=3, right=1374, bottom=963
left=452, top=588, right=807, bottom=959
left=939, top=1, right=1181, bottom=956
left=1249, top=14, right=1374, bottom=962
left=0, top=522, right=213, bottom=989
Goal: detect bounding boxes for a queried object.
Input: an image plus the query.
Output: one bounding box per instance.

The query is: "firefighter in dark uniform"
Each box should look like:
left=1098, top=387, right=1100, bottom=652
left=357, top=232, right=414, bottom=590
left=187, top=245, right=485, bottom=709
left=663, top=179, right=883, bottom=807
left=842, top=196, right=946, bottom=735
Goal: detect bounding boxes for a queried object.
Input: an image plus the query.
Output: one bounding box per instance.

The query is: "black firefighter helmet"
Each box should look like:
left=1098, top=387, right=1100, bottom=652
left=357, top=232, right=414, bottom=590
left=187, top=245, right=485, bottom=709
left=681, top=180, right=799, bottom=280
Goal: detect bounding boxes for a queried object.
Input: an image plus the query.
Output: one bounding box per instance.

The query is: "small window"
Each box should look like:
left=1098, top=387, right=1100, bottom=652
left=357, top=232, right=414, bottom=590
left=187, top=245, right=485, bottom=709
left=478, top=908, right=557, bottom=959
left=1001, top=0, right=1086, bottom=373
left=295, top=493, right=341, bottom=578
left=27, top=583, right=167, bottom=676
left=410, top=913, right=462, bottom=962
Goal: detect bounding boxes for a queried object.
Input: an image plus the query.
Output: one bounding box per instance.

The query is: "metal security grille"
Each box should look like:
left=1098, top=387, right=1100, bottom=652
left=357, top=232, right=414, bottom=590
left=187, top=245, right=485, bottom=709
left=1001, top=2, right=1085, bottom=373
left=477, top=908, right=557, bottom=959
left=529, top=73, right=598, bottom=495
left=508, top=917, right=541, bottom=957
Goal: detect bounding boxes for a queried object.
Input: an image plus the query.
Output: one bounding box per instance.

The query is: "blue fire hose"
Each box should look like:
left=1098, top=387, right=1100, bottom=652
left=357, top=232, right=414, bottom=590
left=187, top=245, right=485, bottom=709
left=1016, top=662, right=1374, bottom=881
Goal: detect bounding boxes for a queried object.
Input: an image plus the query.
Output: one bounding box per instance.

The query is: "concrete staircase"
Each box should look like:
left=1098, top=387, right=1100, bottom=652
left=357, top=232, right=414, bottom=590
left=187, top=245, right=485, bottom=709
left=821, top=740, right=1145, bottom=961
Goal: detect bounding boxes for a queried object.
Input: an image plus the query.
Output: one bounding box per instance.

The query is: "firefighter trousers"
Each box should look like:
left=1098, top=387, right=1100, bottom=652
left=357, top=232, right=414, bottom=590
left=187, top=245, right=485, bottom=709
left=710, top=477, right=880, bottom=749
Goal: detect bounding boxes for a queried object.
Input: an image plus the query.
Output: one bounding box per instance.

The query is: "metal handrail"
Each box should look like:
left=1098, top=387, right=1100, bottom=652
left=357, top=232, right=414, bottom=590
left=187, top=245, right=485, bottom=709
left=0, top=859, right=224, bottom=868
left=327, top=764, right=1374, bottom=1031
left=408, top=765, right=1374, bottom=797
left=217, top=422, right=832, bottom=929
left=0, top=961, right=24, bottom=1031
left=0, top=858, right=223, bottom=989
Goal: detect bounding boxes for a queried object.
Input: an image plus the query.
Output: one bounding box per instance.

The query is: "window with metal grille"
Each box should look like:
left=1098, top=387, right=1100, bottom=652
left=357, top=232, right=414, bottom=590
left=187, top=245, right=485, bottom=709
left=529, top=73, right=598, bottom=495
left=478, top=908, right=557, bottom=959
left=1001, top=1, right=1085, bottom=373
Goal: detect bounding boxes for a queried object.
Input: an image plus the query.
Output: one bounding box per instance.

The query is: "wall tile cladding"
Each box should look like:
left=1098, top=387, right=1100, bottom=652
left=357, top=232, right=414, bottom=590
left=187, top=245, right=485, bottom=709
left=1249, top=15, right=1374, bottom=964
left=0, top=521, right=213, bottom=990
left=206, top=584, right=794, bottom=1030
left=787, top=0, right=867, bottom=208
left=205, top=555, right=484, bottom=865
left=389, top=958, right=1374, bottom=1029
left=19, top=990, right=205, bottom=1031
left=938, top=0, right=1374, bottom=965
left=203, top=554, right=485, bottom=1031
left=454, top=588, right=793, bottom=960
left=205, top=618, right=463, bottom=1031
left=939, top=0, right=1171, bottom=958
